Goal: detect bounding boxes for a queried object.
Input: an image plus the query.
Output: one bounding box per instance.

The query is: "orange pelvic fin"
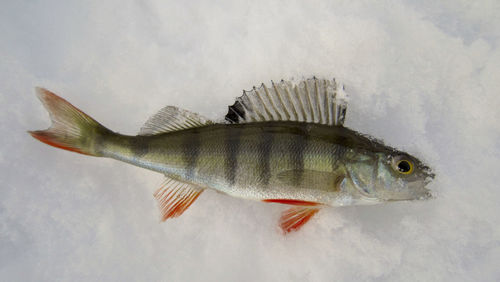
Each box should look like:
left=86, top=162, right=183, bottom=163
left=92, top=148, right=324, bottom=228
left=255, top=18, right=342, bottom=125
left=154, top=177, right=204, bottom=221
left=279, top=207, right=320, bottom=234
left=262, top=199, right=320, bottom=206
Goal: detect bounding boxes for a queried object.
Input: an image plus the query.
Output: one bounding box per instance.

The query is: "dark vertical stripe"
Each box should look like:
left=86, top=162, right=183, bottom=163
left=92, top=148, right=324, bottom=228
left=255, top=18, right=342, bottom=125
left=183, top=129, right=200, bottom=180
left=258, top=131, right=273, bottom=186
left=225, top=128, right=241, bottom=186
left=330, top=144, right=346, bottom=172
left=289, top=134, right=308, bottom=186
left=129, top=136, right=149, bottom=158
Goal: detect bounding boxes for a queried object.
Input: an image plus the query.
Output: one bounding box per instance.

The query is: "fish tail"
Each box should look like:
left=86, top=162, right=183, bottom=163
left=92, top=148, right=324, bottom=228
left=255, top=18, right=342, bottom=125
left=29, top=87, right=113, bottom=157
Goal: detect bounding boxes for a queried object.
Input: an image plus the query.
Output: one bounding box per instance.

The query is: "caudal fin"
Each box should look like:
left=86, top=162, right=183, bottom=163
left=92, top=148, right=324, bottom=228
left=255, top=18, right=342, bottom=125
left=29, top=88, right=112, bottom=156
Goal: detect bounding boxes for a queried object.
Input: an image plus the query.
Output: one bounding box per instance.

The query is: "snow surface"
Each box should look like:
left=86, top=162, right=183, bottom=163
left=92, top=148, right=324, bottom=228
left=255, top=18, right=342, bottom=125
left=1, top=1, right=499, bottom=281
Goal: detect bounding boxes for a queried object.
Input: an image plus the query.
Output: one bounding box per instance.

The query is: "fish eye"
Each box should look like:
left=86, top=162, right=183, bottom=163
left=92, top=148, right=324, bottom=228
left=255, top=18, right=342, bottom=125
left=397, top=160, right=412, bottom=172
left=390, top=156, right=414, bottom=175
left=396, top=160, right=413, bottom=174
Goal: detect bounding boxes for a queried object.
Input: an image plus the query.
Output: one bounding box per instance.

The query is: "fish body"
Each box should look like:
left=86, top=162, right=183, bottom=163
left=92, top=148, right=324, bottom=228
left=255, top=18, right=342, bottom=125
left=30, top=78, right=434, bottom=233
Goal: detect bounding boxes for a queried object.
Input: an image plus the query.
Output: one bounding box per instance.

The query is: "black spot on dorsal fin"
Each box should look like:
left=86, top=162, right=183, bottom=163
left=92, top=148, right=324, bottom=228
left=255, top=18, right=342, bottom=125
left=225, top=100, right=246, bottom=124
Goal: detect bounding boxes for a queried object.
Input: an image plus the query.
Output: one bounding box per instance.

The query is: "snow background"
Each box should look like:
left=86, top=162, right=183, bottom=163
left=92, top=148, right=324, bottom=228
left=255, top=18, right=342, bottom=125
left=1, top=0, right=499, bottom=281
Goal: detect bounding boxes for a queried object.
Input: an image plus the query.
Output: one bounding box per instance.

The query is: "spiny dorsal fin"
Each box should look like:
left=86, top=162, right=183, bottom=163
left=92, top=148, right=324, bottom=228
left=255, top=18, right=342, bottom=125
left=139, top=106, right=213, bottom=135
left=153, top=176, right=204, bottom=221
left=225, top=77, right=348, bottom=126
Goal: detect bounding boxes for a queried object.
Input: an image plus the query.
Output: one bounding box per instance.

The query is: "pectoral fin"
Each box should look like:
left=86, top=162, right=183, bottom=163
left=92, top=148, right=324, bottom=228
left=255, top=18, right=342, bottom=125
left=154, top=177, right=204, bottom=221
left=277, top=169, right=345, bottom=192
left=279, top=207, right=320, bottom=234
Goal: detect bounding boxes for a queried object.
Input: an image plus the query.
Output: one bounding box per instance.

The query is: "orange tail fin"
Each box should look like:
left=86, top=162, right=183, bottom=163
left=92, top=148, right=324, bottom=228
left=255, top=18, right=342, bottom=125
left=29, top=88, right=112, bottom=156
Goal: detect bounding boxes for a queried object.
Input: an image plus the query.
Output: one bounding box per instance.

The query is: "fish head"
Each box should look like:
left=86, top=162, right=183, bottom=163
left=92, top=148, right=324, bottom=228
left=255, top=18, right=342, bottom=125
left=345, top=151, right=434, bottom=202
left=373, top=152, right=434, bottom=201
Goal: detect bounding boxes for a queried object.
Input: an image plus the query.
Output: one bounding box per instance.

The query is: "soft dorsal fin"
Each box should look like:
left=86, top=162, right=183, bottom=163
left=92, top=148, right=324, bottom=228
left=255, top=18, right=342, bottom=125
left=139, top=106, right=213, bottom=135
left=225, top=77, right=348, bottom=126
left=153, top=176, right=204, bottom=221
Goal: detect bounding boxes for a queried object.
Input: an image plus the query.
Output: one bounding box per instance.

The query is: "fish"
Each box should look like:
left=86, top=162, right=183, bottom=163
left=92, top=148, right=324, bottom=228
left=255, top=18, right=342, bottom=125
left=29, top=77, right=434, bottom=234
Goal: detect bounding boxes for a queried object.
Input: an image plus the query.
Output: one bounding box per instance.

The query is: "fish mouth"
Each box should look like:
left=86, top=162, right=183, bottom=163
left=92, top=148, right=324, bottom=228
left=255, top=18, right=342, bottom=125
left=421, top=167, right=435, bottom=199
left=424, top=175, right=434, bottom=186
left=405, top=171, right=434, bottom=201
left=421, top=165, right=435, bottom=185
left=420, top=188, right=433, bottom=200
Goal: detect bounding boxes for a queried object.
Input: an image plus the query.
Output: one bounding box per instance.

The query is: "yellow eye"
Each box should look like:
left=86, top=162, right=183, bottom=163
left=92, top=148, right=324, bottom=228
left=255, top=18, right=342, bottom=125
left=396, top=160, right=413, bottom=174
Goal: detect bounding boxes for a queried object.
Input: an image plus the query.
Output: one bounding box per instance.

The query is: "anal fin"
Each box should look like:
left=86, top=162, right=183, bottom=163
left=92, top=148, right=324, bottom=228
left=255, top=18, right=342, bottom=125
left=279, top=207, right=320, bottom=234
left=154, top=177, right=204, bottom=221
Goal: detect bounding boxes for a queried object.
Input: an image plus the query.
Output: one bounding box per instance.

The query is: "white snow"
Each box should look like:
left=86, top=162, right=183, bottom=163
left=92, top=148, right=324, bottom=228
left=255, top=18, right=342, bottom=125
left=1, top=1, right=499, bottom=281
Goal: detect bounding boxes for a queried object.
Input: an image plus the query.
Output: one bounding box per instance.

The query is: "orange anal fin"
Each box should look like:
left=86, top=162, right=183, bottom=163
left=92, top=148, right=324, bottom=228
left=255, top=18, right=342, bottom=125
left=154, top=177, right=204, bottom=221
left=279, top=207, right=320, bottom=234
left=262, top=199, right=320, bottom=206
